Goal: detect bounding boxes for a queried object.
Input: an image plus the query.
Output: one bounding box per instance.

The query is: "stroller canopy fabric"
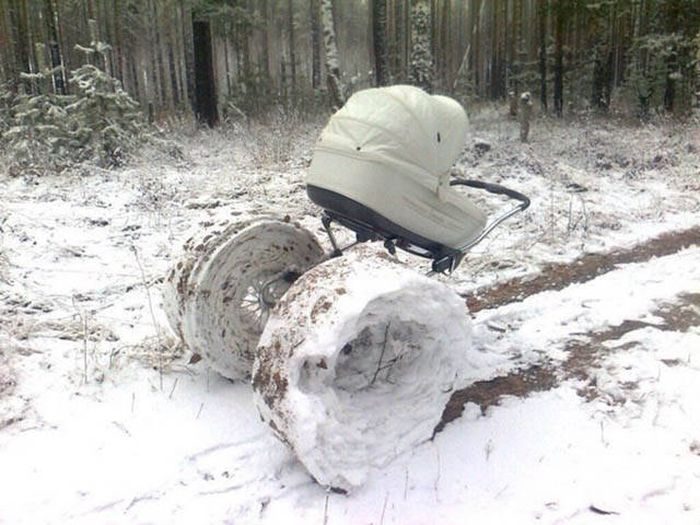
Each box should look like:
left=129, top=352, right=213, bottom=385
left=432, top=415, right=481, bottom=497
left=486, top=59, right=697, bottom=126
left=316, top=85, right=469, bottom=182
left=307, top=85, right=486, bottom=251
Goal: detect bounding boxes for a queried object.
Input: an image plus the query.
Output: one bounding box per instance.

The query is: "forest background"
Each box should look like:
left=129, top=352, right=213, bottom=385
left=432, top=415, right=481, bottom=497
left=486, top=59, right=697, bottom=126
left=1, top=0, right=699, bottom=144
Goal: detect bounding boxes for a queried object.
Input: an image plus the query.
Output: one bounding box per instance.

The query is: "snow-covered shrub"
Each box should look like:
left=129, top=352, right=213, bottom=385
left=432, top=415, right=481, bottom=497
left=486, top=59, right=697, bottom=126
left=1, top=77, right=76, bottom=176
left=66, top=62, right=149, bottom=167
left=244, top=107, right=317, bottom=166
left=0, top=82, right=12, bottom=136
left=0, top=40, right=151, bottom=176
left=625, top=33, right=698, bottom=119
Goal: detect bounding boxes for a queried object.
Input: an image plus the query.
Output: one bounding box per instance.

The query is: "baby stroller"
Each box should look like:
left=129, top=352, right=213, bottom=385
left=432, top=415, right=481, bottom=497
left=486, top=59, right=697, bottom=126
left=164, top=84, right=529, bottom=380
left=306, top=84, right=529, bottom=274
left=164, top=85, right=532, bottom=490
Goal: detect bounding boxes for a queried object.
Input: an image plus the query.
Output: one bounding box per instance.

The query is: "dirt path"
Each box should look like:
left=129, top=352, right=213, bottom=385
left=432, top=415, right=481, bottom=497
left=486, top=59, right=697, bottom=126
left=463, top=225, right=700, bottom=313
left=437, top=227, right=700, bottom=435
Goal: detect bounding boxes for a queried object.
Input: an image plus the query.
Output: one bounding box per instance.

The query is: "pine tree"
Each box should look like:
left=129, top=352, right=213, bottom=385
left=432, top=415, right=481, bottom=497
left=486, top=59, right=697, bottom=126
left=67, top=52, right=148, bottom=166
left=2, top=65, right=73, bottom=176
left=1, top=28, right=151, bottom=175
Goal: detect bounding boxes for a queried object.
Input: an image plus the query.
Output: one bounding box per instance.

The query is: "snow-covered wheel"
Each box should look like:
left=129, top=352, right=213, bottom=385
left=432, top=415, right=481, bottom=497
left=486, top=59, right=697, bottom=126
left=252, top=247, right=472, bottom=491
left=163, top=217, right=325, bottom=380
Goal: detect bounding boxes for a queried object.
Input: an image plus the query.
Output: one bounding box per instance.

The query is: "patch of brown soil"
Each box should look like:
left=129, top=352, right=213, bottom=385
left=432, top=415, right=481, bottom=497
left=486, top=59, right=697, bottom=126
left=464, top=226, right=700, bottom=313
left=434, top=364, right=556, bottom=435
left=436, top=292, right=699, bottom=434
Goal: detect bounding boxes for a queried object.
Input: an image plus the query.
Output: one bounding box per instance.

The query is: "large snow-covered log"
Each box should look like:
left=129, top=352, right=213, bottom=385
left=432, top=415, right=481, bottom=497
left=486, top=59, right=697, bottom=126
left=252, top=248, right=472, bottom=491
left=163, top=217, right=324, bottom=380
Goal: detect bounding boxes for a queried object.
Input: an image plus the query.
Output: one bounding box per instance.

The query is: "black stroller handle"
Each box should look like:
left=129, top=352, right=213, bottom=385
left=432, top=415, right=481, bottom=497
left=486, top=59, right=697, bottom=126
left=450, top=179, right=531, bottom=210
left=448, top=177, right=530, bottom=253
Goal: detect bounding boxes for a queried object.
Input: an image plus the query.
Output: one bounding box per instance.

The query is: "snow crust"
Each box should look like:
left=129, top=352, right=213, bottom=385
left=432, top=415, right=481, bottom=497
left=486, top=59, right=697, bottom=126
left=253, top=248, right=479, bottom=491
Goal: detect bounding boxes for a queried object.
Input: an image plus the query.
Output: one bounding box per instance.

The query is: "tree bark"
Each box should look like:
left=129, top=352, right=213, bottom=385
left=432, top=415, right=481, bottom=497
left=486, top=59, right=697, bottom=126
left=321, top=0, right=346, bottom=108
left=288, top=0, right=297, bottom=101
left=42, top=0, right=66, bottom=94
left=372, top=0, right=390, bottom=86
left=310, top=0, right=321, bottom=89
left=553, top=0, right=564, bottom=117
left=538, top=0, right=548, bottom=112
left=192, top=19, right=218, bottom=126
left=11, top=0, right=32, bottom=92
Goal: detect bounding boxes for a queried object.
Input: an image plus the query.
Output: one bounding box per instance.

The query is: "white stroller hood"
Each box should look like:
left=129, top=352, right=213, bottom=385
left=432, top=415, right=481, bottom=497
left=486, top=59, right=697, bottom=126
left=307, top=85, right=487, bottom=250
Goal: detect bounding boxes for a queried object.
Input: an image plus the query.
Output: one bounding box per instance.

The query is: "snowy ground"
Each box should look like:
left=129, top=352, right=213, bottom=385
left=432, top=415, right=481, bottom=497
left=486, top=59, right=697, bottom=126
left=0, top=112, right=699, bottom=524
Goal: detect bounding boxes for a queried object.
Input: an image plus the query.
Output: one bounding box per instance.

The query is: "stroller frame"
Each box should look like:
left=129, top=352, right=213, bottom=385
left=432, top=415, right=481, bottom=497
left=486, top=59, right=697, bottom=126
left=309, top=178, right=531, bottom=275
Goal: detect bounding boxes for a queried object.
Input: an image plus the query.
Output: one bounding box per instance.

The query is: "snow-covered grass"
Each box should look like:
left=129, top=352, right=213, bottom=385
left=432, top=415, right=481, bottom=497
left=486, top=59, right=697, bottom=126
left=0, top=109, right=698, bottom=524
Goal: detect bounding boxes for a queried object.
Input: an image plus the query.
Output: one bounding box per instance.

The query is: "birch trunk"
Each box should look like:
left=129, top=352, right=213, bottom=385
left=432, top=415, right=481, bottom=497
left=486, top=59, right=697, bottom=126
left=321, top=0, right=346, bottom=108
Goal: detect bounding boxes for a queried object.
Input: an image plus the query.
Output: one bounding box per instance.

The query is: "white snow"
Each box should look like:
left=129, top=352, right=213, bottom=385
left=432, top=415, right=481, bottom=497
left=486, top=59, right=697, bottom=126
left=0, top=113, right=699, bottom=524
left=253, top=248, right=476, bottom=491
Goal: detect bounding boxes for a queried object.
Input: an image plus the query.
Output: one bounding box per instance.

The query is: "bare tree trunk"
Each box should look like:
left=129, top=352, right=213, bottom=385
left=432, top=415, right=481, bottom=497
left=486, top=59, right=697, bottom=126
left=538, top=0, right=548, bottom=112
left=440, top=0, right=452, bottom=90
left=310, top=0, right=321, bottom=89
left=193, top=19, right=218, bottom=126
left=154, top=1, right=173, bottom=112
left=43, top=0, right=65, bottom=94
left=321, top=0, right=345, bottom=108
left=389, top=0, right=408, bottom=82
left=112, top=0, right=126, bottom=86
left=260, top=0, right=272, bottom=93
left=11, top=0, right=32, bottom=91
left=182, top=4, right=196, bottom=112
left=0, top=0, right=12, bottom=84
left=472, top=0, right=481, bottom=95
left=553, top=0, right=564, bottom=117
left=287, top=0, right=297, bottom=101
left=372, top=0, right=390, bottom=86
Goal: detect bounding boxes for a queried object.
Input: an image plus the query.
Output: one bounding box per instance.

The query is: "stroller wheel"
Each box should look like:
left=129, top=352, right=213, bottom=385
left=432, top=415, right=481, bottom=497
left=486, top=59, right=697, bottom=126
left=164, top=217, right=324, bottom=380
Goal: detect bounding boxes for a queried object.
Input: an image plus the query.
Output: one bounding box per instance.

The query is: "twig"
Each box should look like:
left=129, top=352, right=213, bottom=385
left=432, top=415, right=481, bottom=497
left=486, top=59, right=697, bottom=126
left=323, top=490, right=330, bottom=525
left=379, top=492, right=389, bottom=525
left=82, top=312, right=89, bottom=384
left=131, top=244, right=163, bottom=391
left=434, top=445, right=441, bottom=503
left=71, top=295, right=89, bottom=384
left=370, top=323, right=391, bottom=386
left=599, top=420, right=608, bottom=446
left=168, top=377, right=179, bottom=399
left=485, top=438, right=494, bottom=461
left=403, top=467, right=409, bottom=500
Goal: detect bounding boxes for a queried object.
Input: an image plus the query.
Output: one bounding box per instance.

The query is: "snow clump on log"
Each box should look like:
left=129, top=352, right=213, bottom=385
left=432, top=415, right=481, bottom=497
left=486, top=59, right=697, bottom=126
left=253, top=247, right=474, bottom=491
left=163, top=217, right=324, bottom=380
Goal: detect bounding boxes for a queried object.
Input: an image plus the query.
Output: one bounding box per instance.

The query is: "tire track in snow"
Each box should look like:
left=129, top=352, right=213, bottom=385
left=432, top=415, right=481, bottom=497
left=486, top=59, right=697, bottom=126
left=437, top=231, right=700, bottom=435
left=463, top=225, right=700, bottom=313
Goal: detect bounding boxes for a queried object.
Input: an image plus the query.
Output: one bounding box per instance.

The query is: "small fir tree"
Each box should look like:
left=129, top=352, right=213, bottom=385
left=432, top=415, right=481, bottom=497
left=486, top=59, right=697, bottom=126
left=67, top=40, right=149, bottom=167
left=0, top=25, right=151, bottom=176
left=2, top=69, right=74, bottom=176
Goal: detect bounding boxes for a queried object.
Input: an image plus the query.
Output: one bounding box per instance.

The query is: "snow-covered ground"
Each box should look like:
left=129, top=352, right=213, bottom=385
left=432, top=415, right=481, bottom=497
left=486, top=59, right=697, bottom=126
left=0, top=112, right=699, bottom=524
